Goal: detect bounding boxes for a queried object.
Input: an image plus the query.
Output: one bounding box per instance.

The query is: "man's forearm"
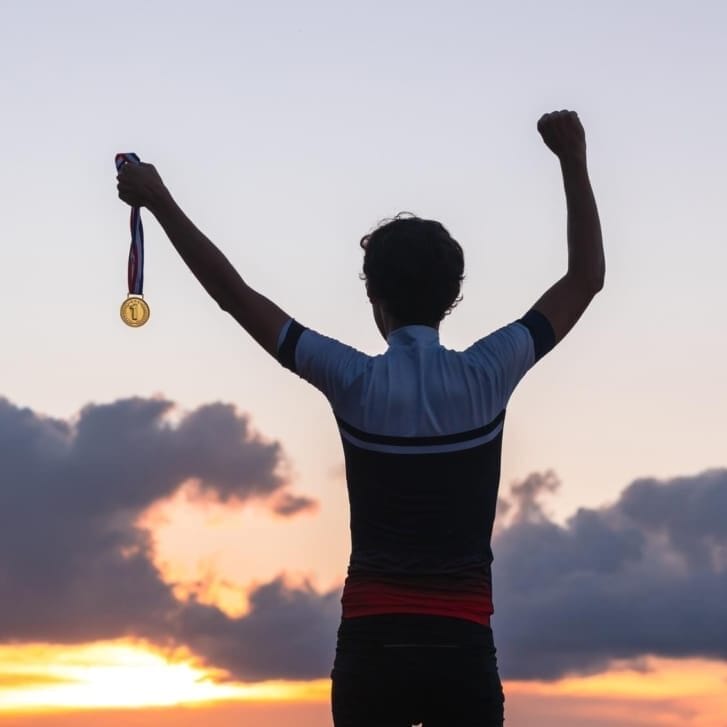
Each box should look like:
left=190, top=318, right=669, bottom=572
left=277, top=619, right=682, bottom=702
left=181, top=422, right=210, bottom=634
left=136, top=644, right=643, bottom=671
left=561, top=159, right=605, bottom=292
left=116, top=160, right=291, bottom=355
left=149, top=192, right=246, bottom=312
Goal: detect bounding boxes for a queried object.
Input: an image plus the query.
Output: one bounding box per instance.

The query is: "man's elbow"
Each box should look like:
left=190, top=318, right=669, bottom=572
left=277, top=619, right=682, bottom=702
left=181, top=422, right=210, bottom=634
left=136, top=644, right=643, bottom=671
left=209, top=284, right=234, bottom=313
left=568, top=267, right=605, bottom=297
left=591, top=269, right=605, bottom=294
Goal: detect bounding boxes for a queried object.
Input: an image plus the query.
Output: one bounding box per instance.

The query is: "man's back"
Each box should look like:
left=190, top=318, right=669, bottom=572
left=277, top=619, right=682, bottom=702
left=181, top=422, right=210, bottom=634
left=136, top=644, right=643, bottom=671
left=278, top=313, right=553, bottom=624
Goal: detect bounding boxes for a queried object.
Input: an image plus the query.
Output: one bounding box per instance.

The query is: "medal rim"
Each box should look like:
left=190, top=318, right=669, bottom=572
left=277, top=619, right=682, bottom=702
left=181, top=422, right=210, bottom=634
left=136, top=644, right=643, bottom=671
left=120, top=295, right=150, bottom=327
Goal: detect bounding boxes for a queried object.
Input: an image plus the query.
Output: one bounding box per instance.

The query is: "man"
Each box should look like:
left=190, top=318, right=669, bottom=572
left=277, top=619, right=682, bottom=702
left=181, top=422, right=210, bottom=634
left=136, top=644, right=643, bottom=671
left=117, top=109, right=604, bottom=726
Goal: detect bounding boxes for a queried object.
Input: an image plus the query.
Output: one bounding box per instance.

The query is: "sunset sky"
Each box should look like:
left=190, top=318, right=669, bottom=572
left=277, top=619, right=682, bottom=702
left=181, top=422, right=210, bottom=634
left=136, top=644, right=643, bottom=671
left=1, top=1, right=726, bottom=725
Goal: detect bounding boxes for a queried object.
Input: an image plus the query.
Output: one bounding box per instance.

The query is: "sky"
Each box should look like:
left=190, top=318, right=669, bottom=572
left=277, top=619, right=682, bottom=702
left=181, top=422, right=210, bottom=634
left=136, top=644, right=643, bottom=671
left=1, top=1, right=726, bottom=725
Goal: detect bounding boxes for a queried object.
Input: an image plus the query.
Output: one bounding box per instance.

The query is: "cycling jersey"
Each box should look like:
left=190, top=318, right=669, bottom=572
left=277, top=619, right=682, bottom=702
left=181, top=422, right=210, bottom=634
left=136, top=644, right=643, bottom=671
left=277, top=310, right=554, bottom=625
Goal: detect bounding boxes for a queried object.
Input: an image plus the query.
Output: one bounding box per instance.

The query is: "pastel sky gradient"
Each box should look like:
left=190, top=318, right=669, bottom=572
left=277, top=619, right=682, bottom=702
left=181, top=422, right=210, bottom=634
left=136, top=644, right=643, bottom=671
left=1, top=1, right=726, bottom=725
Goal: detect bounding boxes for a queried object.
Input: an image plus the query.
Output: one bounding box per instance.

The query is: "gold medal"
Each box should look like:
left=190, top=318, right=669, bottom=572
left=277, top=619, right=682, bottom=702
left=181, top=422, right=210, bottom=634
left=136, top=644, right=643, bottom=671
left=116, top=152, right=150, bottom=329
left=120, top=295, right=150, bottom=327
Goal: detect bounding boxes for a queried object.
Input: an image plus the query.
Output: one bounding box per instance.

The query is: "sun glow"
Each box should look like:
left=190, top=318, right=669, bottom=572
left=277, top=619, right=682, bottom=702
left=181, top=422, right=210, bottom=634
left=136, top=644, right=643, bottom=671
left=501, top=658, right=727, bottom=727
left=0, top=642, right=329, bottom=711
left=505, top=657, right=727, bottom=700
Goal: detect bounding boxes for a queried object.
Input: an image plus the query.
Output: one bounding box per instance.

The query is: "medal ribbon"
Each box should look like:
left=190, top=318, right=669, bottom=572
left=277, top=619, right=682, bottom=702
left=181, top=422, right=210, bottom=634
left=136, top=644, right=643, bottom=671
left=115, top=152, right=144, bottom=296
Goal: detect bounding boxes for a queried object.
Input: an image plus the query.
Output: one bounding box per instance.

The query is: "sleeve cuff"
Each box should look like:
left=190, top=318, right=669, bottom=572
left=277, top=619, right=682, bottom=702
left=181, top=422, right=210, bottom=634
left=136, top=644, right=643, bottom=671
left=277, top=319, right=306, bottom=373
left=518, top=309, right=556, bottom=362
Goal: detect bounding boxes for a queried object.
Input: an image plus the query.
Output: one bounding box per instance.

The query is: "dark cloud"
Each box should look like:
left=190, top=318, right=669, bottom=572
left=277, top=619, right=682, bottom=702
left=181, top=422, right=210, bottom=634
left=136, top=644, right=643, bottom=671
left=179, top=576, right=340, bottom=681
left=492, top=469, right=727, bottom=680
left=271, top=492, right=319, bottom=517
left=505, top=469, right=560, bottom=525
left=1, top=397, right=725, bottom=683
left=0, top=396, right=318, bottom=653
left=64, top=398, right=285, bottom=513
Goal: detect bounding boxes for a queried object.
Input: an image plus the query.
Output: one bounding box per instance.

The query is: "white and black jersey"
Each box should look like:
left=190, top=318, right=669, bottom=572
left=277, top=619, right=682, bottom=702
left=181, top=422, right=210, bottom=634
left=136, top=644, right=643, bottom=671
left=278, top=310, right=555, bottom=625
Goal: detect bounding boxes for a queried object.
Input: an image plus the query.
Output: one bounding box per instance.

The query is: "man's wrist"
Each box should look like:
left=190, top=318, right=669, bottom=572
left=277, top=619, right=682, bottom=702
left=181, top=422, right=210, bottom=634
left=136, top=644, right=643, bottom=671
left=147, top=186, right=174, bottom=217
left=559, top=154, right=588, bottom=175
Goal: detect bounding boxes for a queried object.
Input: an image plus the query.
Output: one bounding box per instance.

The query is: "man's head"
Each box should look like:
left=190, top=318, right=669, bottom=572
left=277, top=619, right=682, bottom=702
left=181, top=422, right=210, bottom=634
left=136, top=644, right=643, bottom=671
left=360, top=214, right=465, bottom=336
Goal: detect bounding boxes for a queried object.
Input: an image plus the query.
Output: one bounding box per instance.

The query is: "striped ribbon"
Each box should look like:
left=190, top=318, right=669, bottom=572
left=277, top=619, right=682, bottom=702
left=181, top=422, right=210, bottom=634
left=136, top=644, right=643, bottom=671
left=114, top=152, right=144, bottom=296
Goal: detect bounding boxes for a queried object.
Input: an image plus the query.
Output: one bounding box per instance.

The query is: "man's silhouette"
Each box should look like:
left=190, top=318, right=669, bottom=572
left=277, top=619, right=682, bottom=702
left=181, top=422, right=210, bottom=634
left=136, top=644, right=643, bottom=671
left=117, top=109, right=604, bottom=726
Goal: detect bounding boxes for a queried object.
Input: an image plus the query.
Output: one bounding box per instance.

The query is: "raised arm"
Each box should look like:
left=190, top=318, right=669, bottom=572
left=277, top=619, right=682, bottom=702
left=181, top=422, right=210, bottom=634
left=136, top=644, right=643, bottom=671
left=531, top=110, right=605, bottom=344
left=116, top=162, right=290, bottom=356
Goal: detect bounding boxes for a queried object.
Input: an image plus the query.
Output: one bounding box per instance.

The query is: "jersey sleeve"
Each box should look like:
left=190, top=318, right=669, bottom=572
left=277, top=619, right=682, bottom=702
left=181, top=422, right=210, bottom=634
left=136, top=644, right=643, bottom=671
left=464, top=309, right=555, bottom=410
left=276, top=318, right=370, bottom=408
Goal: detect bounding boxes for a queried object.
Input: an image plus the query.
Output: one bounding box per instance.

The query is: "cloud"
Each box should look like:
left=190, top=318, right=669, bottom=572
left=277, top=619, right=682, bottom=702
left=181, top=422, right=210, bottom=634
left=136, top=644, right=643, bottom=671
left=271, top=492, right=319, bottom=517
left=505, top=469, right=560, bottom=525
left=0, top=396, right=318, bottom=653
left=492, top=469, right=727, bottom=680
left=179, top=576, right=340, bottom=681
left=1, top=397, right=725, bottom=683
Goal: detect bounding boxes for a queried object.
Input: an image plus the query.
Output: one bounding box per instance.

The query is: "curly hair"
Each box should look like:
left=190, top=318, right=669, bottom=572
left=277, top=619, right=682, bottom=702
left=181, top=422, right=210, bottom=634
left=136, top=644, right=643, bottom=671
left=360, top=214, right=465, bottom=326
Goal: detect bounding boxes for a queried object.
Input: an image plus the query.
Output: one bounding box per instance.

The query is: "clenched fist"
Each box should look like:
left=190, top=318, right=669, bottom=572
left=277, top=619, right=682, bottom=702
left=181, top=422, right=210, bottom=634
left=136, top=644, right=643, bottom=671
left=116, top=161, right=169, bottom=210
left=537, top=110, right=586, bottom=165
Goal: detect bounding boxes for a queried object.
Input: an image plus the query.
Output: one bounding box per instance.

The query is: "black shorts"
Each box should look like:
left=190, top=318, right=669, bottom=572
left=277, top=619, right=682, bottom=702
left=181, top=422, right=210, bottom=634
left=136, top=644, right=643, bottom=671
left=330, top=614, right=505, bottom=727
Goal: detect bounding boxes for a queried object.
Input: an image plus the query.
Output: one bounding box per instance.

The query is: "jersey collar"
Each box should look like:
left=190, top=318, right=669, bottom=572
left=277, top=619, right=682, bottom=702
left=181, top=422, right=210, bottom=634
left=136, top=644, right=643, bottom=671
left=386, top=325, right=440, bottom=347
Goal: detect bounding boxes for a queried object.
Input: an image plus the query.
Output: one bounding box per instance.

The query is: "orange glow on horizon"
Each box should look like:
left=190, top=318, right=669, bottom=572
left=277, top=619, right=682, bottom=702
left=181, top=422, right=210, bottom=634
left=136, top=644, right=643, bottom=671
left=0, top=642, right=329, bottom=711
left=504, top=657, right=727, bottom=727
left=504, top=656, right=727, bottom=700
left=1, top=641, right=725, bottom=726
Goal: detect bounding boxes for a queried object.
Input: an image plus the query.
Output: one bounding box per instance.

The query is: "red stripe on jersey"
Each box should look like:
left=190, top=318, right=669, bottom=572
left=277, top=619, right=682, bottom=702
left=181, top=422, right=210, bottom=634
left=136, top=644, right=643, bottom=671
left=341, top=576, right=493, bottom=626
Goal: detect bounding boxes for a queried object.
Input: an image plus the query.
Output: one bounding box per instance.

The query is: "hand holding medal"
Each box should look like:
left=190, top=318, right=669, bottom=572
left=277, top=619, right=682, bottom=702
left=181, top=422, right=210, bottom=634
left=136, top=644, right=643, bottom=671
left=115, top=152, right=151, bottom=327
